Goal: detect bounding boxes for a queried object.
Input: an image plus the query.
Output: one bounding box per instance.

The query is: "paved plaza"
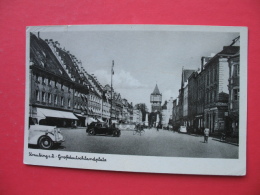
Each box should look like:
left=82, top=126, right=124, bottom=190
left=53, top=127, right=238, bottom=159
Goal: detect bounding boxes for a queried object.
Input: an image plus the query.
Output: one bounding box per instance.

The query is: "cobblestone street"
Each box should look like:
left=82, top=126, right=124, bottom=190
left=54, top=127, right=238, bottom=159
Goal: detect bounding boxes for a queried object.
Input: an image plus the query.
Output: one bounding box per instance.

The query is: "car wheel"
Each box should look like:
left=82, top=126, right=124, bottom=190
left=113, top=130, right=119, bottom=137
left=38, top=136, right=53, bottom=150
left=88, top=129, right=95, bottom=135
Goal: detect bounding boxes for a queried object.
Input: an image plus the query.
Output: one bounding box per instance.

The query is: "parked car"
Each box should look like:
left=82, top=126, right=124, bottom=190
left=178, top=126, right=187, bottom=133
left=28, top=125, right=65, bottom=149
left=86, top=122, right=121, bottom=137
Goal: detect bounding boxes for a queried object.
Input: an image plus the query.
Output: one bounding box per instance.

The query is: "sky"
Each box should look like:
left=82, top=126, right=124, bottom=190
left=39, top=28, right=239, bottom=112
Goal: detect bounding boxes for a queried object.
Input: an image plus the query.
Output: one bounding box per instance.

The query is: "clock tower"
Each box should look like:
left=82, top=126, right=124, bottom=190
left=150, top=84, right=162, bottom=112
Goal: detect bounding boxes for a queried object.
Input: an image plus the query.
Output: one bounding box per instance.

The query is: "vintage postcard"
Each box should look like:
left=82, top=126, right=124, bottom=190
left=24, top=25, right=247, bottom=175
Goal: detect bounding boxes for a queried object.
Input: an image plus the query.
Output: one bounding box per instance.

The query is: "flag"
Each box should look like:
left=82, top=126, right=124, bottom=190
left=111, top=60, right=114, bottom=75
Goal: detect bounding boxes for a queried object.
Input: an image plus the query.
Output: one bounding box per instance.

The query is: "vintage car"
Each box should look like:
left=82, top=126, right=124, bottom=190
left=86, top=122, right=121, bottom=137
left=178, top=126, right=187, bottom=133
left=28, top=125, right=65, bottom=149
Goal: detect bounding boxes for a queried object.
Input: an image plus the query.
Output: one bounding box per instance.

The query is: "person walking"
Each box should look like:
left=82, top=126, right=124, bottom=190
left=204, top=127, right=210, bottom=143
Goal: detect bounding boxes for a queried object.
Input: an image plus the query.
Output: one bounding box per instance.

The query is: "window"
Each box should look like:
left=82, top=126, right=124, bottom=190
left=215, top=69, right=217, bottom=81
left=68, top=87, right=71, bottom=93
left=61, top=97, right=64, bottom=106
left=48, top=93, right=52, bottom=104
left=210, top=71, right=213, bottom=83
left=36, top=74, right=40, bottom=83
left=75, top=91, right=78, bottom=97
left=233, top=64, right=239, bottom=77
left=42, top=77, right=46, bottom=84
left=48, top=78, right=52, bottom=86
left=36, top=90, right=40, bottom=101
left=74, top=103, right=77, bottom=109
left=42, top=92, right=46, bottom=102
left=234, top=89, right=240, bottom=101
left=61, top=84, right=64, bottom=90
left=54, top=95, right=58, bottom=105
left=68, top=99, right=71, bottom=107
left=54, top=81, right=58, bottom=88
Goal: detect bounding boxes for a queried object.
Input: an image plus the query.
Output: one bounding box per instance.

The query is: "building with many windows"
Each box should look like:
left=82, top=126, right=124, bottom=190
left=228, top=51, right=240, bottom=136
left=29, top=33, right=78, bottom=127
left=202, top=45, right=239, bottom=134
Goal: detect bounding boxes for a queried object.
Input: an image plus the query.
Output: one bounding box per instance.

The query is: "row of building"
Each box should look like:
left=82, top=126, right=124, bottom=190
left=170, top=36, right=240, bottom=136
left=29, top=33, right=142, bottom=127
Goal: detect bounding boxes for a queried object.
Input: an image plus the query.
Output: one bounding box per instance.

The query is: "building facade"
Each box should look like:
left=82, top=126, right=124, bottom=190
left=29, top=33, right=78, bottom=127
left=228, top=52, right=240, bottom=136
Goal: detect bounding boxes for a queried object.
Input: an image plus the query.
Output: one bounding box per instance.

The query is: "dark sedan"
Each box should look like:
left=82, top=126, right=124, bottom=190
left=86, top=122, right=121, bottom=137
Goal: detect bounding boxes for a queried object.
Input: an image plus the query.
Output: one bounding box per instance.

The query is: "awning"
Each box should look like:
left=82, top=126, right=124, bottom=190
left=86, top=117, right=97, bottom=124
left=97, top=118, right=104, bottom=123
left=75, top=113, right=86, bottom=118
left=111, top=120, right=118, bottom=124
left=37, top=108, right=78, bottom=120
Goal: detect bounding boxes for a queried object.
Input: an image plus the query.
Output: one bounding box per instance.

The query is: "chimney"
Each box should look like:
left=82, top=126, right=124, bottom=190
left=37, top=32, right=40, bottom=39
left=201, top=57, right=205, bottom=71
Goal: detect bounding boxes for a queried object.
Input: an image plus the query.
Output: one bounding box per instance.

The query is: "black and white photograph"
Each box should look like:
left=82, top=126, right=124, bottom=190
left=24, top=25, right=247, bottom=175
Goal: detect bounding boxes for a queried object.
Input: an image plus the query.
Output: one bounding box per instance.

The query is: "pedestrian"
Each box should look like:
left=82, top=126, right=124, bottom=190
left=204, top=127, right=210, bottom=143
left=220, top=131, right=226, bottom=141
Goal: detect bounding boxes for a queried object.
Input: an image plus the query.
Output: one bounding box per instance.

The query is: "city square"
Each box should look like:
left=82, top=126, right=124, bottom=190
left=27, top=26, right=241, bottom=160
left=53, top=127, right=238, bottom=159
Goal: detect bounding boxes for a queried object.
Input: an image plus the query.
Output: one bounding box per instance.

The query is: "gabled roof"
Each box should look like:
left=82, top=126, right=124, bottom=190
left=151, top=84, right=161, bottom=95
left=30, top=33, right=70, bottom=79
left=218, top=46, right=240, bottom=56
left=55, top=47, right=82, bottom=83
left=181, top=69, right=195, bottom=88
left=183, top=70, right=195, bottom=83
